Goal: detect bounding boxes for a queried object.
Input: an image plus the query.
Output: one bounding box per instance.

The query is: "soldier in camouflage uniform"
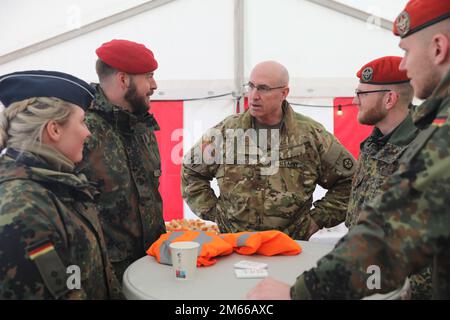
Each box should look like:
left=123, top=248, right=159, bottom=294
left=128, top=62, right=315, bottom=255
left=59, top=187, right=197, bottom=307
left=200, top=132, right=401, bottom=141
left=346, top=56, right=417, bottom=228
left=77, top=40, right=165, bottom=280
left=0, top=71, right=121, bottom=299
left=182, top=61, right=355, bottom=240
left=346, top=56, right=432, bottom=300
left=247, top=0, right=450, bottom=299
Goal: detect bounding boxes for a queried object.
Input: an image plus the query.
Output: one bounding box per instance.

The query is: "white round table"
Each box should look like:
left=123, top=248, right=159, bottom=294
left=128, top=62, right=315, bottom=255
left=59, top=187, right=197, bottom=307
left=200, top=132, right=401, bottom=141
left=123, top=240, right=334, bottom=300
left=122, top=240, right=409, bottom=300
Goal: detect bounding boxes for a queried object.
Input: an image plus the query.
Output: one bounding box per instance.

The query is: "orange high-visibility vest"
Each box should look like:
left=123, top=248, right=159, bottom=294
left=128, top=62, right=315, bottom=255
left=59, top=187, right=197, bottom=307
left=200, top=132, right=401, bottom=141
left=220, top=230, right=302, bottom=255
left=147, top=230, right=301, bottom=267
left=146, top=231, right=233, bottom=266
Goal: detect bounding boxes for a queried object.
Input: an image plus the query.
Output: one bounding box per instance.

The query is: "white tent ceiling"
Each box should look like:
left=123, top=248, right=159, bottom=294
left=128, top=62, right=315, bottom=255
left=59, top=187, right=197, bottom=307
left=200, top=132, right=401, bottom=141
left=335, top=0, right=408, bottom=21
left=0, top=0, right=410, bottom=100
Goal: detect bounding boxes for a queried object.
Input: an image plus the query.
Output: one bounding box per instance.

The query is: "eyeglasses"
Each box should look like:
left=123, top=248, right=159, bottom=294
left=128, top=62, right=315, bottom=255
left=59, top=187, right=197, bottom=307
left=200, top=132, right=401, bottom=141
left=243, top=82, right=286, bottom=94
left=355, top=89, right=391, bottom=99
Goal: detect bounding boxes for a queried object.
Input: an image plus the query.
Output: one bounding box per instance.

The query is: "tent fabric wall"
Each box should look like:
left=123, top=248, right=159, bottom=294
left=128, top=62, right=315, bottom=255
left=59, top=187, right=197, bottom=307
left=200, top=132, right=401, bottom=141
left=0, top=0, right=236, bottom=87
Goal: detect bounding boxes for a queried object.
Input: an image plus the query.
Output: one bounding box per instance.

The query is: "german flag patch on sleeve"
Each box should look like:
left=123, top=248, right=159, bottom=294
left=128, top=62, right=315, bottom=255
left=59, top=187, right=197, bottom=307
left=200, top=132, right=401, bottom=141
left=28, top=242, right=55, bottom=260
left=432, top=116, right=447, bottom=127
left=26, top=240, right=70, bottom=299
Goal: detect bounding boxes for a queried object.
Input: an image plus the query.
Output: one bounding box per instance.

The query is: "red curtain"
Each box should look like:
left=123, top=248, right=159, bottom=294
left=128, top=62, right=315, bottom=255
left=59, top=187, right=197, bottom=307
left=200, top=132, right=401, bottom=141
left=333, top=97, right=373, bottom=159
left=151, top=101, right=184, bottom=220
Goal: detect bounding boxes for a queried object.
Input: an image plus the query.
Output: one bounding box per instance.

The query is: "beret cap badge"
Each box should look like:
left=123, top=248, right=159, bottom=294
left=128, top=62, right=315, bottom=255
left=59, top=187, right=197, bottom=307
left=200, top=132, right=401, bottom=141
left=396, top=11, right=411, bottom=37
left=361, top=67, right=374, bottom=82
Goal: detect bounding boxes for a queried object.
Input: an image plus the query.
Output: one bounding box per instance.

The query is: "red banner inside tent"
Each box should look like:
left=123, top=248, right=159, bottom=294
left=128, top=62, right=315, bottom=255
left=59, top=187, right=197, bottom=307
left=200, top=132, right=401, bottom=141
left=333, top=97, right=373, bottom=159
left=151, top=101, right=184, bottom=221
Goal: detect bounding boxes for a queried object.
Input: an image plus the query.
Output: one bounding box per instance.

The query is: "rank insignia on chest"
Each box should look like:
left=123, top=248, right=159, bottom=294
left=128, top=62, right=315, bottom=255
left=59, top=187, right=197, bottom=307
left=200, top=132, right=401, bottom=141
left=278, top=160, right=303, bottom=168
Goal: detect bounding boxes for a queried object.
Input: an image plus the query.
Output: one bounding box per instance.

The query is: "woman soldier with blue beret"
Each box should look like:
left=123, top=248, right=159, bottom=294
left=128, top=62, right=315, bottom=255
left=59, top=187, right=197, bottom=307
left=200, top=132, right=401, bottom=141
left=0, top=71, right=122, bottom=299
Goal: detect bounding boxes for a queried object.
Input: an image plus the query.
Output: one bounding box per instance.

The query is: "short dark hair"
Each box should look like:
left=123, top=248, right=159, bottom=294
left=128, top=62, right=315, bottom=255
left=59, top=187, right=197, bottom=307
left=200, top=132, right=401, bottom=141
left=95, top=59, right=118, bottom=80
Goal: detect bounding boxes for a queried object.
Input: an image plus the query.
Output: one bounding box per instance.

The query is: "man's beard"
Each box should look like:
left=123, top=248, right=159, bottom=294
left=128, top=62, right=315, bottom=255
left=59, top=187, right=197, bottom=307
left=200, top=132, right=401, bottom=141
left=124, top=80, right=150, bottom=115
left=358, top=104, right=387, bottom=126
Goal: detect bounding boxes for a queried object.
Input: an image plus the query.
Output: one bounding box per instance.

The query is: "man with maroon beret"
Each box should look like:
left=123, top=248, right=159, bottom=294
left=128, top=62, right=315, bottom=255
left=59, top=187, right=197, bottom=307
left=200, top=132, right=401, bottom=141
left=77, top=39, right=166, bottom=280
left=247, top=0, right=450, bottom=299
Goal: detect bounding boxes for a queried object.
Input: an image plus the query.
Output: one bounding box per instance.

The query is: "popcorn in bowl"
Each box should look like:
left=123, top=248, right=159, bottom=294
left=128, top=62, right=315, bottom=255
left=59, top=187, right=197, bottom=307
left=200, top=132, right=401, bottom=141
left=165, top=218, right=220, bottom=234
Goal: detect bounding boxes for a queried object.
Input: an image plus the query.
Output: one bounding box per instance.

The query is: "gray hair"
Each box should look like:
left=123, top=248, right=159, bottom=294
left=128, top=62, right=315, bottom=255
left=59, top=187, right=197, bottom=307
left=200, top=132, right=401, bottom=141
left=0, top=97, right=73, bottom=150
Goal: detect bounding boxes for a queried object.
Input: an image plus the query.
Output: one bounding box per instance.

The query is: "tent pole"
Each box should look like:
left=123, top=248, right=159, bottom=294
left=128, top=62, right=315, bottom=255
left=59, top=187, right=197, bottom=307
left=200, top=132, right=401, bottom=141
left=234, top=0, right=245, bottom=113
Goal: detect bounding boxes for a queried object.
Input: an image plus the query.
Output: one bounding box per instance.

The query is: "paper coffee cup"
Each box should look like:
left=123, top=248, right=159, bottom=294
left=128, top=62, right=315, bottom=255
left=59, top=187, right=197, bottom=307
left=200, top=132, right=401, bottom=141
left=169, top=241, right=200, bottom=280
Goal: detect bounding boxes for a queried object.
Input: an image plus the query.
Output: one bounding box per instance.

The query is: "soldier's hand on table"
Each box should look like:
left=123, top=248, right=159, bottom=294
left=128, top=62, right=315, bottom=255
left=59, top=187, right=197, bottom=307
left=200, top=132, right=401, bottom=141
left=246, top=277, right=291, bottom=300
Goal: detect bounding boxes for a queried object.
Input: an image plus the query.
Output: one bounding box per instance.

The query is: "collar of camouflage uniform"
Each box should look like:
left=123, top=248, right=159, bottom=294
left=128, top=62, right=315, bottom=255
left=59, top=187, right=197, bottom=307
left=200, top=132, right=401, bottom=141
left=88, top=83, right=160, bottom=133
left=1, top=147, right=95, bottom=201
left=239, top=100, right=305, bottom=145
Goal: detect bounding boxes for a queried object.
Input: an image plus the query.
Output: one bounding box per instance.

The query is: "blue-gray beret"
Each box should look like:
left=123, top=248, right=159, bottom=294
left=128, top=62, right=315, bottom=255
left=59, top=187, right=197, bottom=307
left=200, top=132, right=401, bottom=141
left=0, top=70, right=95, bottom=109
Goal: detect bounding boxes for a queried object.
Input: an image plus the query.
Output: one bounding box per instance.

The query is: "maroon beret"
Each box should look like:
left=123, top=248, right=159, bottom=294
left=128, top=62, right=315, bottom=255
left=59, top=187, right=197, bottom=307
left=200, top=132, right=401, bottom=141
left=393, top=0, right=450, bottom=38
left=357, top=56, right=409, bottom=85
left=96, top=39, right=158, bottom=74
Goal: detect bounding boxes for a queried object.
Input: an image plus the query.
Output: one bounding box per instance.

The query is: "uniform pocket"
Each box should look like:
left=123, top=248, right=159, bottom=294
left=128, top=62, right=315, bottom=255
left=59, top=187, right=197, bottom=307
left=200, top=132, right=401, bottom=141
left=220, top=163, right=257, bottom=196
left=264, top=144, right=317, bottom=221
left=373, top=143, right=407, bottom=177
left=273, top=143, right=317, bottom=194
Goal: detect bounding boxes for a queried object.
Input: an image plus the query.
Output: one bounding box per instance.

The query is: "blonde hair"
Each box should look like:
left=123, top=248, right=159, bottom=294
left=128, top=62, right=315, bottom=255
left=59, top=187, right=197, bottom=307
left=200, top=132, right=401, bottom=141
left=0, top=97, right=73, bottom=150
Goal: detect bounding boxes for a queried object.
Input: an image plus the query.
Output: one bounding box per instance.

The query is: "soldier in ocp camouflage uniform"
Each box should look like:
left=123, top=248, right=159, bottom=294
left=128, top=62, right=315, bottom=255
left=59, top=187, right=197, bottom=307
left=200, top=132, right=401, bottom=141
left=77, top=40, right=166, bottom=280
left=0, top=71, right=121, bottom=299
left=247, top=0, right=450, bottom=300
left=182, top=61, right=355, bottom=240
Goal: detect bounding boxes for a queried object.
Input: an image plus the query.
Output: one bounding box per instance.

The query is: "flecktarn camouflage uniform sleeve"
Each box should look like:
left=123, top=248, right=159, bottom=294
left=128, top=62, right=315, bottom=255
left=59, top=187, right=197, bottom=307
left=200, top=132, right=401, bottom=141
left=290, top=120, right=449, bottom=299
left=310, top=127, right=356, bottom=229
left=0, top=182, right=85, bottom=300
left=409, top=266, right=433, bottom=299
left=77, top=112, right=101, bottom=176
left=181, top=127, right=221, bottom=221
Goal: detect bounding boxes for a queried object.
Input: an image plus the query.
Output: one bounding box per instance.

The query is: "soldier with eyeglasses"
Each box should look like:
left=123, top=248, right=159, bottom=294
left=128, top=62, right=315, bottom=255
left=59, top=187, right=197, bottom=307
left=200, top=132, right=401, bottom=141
left=182, top=60, right=355, bottom=240
left=346, top=56, right=417, bottom=229
left=347, top=56, right=432, bottom=299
